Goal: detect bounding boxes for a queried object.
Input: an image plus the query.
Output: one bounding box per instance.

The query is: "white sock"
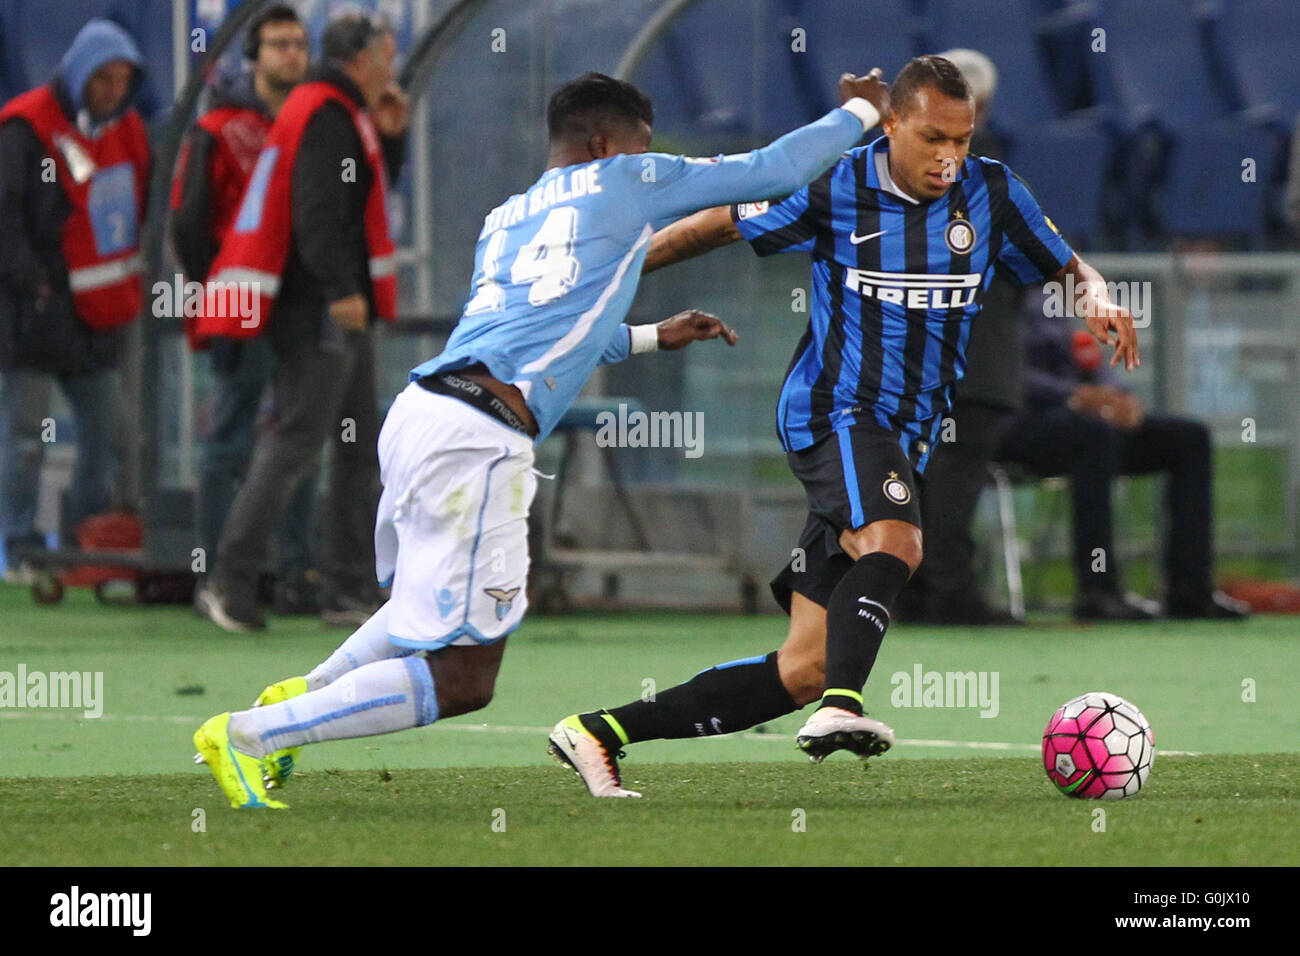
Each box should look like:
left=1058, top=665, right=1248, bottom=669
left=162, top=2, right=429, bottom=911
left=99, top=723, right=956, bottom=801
left=229, top=657, right=438, bottom=757
left=305, top=600, right=414, bottom=690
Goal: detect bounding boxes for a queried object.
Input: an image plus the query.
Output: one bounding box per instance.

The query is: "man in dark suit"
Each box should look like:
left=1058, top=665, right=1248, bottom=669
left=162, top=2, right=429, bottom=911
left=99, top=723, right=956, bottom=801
left=995, top=295, right=1248, bottom=619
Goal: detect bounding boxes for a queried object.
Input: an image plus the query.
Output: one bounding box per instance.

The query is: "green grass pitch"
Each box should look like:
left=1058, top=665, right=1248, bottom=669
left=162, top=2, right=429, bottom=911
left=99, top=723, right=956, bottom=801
left=1, top=583, right=1296, bottom=866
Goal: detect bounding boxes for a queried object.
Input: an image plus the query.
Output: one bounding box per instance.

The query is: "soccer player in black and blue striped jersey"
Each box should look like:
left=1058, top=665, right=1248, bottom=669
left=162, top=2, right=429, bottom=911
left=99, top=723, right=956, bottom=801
left=556, top=56, right=1139, bottom=793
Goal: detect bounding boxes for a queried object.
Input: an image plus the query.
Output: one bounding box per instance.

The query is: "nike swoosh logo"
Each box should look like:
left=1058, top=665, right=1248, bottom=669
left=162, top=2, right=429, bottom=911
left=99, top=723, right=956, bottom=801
left=849, top=229, right=888, bottom=245
left=563, top=726, right=582, bottom=750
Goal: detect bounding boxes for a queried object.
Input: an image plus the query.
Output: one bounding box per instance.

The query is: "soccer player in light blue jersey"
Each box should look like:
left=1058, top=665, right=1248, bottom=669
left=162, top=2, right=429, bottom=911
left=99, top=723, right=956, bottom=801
left=194, top=70, right=890, bottom=807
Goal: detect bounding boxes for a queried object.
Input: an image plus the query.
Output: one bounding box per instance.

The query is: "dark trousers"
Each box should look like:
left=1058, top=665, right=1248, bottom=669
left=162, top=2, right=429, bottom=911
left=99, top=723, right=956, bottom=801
left=196, top=338, right=317, bottom=576
left=996, top=407, right=1213, bottom=595
left=915, top=401, right=1016, bottom=606
left=212, top=326, right=380, bottom=601
left=0, top=366, right=124, bottom=555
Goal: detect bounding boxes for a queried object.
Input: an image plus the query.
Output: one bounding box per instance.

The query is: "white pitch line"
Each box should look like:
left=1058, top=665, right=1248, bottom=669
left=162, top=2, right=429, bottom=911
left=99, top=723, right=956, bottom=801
left=0, top=710, right=1204, bottom=754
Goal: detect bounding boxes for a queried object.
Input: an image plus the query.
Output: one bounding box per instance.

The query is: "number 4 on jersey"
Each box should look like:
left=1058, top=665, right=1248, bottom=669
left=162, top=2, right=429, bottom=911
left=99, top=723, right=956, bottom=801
left=465, top=206, right=581, bottom=314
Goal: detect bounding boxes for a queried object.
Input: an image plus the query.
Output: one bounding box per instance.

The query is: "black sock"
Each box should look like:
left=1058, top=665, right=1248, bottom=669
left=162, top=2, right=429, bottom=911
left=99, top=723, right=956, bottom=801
left=821, top=552, right=911, bottom=714
left=580, top=651, right=798, bottom=748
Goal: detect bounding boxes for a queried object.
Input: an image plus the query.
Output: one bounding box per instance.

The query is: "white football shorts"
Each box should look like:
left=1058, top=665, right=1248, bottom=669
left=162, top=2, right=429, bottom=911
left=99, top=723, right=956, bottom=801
left=375, top=382, right=537, bottom=649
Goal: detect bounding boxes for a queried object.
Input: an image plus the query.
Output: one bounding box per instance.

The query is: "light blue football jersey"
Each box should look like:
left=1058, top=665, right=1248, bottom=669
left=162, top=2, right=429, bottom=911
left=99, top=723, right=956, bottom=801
left=410, top=105, right=870, bottom=442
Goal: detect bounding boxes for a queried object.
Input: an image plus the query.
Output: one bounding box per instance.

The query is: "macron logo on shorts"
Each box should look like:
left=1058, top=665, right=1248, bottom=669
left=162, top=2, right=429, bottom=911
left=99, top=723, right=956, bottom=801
left=435, top=589, right=456, bottom=619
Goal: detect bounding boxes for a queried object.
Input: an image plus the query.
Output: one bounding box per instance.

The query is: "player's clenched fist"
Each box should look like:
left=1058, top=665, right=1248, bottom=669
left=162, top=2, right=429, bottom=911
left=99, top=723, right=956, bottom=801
left=839, top=68, right=889, bottom=118
left=655, top=309, right=739, bottom=350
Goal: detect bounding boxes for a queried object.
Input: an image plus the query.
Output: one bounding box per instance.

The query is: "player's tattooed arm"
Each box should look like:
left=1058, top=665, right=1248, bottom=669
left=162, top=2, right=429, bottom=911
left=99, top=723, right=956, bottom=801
left=643, top=206, right=742, bottom=275
left=1054, top=254, right=1140, bottom=371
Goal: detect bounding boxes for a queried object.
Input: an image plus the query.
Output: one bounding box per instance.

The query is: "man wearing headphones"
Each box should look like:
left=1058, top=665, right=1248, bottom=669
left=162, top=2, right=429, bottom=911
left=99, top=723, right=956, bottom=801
left=172, top=4, right=318, bottom=617
left=195, top=11, right=409, bottom=632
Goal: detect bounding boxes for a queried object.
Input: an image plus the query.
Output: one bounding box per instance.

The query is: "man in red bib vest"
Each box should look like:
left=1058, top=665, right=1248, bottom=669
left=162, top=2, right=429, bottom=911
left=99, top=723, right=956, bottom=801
left=170, top=4, right=321, bottom=617
left=195, top=11, right=408, bottom=631
left=0, top=19, right=148, bottom=576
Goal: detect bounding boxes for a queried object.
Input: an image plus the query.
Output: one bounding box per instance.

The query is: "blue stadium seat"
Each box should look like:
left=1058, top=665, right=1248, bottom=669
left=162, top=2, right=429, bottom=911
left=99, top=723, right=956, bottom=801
left=1089, top=0, right=1232, bottom=126
left=1001, top=116, right=1115, bottom=248
left=1217, top=0, right=1300, bottom=120
left=636, top=0, right=766, bottom=140
left=1079, top=1, right=1285, bottom=244
left=1159, top=121, right=1281, bottom=245
left=640, top=0, right=920, bottom=142
left=921, top=0, right=1063, bottom=126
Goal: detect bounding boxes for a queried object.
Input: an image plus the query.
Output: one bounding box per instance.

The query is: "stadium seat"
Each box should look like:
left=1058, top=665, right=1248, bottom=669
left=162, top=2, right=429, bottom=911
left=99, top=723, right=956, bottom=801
left=921, top=0, right=1065, bottom=126
left=1088, top=0, right=1234, bottom=127
left=1081, top=0, right=1284, bottom=244
left=1001, top=116, right=1116, bottom=249
left=641, top=0, right=921, bottom=141
left=769, top=0, right=923, bottom=135
left=1217, top=0, right=1300, bottom=120
left=1158, top=121, right=1283, bottom=245
left=636, top=0, right=762, bottom=140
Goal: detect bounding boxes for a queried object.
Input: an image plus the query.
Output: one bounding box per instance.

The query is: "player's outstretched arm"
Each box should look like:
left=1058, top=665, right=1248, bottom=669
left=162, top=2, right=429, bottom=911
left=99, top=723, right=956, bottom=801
left=601, top=309, right=738, bottom=364
left=1055, top=254, right=1140, bottom=371
left=641, top=70, right=889, bottom=232
left=643, top=207, right=741, bottom=275
left=642, top=71, right=888, bottom=276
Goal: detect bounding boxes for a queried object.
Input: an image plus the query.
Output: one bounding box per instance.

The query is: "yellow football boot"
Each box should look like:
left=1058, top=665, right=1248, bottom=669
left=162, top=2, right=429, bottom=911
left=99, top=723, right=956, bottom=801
left=254, top=676, right=309, bottom=789
left=193, top=712, right=288, bottom=810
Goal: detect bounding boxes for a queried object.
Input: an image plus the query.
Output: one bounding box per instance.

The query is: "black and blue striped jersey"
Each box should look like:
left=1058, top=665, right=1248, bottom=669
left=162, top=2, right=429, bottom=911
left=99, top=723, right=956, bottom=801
left=733, top=135, right=1073, bottom=470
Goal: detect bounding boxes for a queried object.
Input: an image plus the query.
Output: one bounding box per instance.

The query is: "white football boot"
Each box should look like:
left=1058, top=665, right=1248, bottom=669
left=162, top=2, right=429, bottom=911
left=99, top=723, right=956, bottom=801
left=548, top=715, right=642, bottom=798
left=796, top=706, right=895, bottom=762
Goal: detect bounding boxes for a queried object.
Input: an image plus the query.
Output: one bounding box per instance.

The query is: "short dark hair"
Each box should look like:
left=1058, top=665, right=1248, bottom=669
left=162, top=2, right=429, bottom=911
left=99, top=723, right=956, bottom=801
left=546, top=72, right=654, bottom=142
left=321, top=10, right=392, bottom=65
left=243, top=4, right=302, bottom=62
left=890, top=55, right=972, bottom=118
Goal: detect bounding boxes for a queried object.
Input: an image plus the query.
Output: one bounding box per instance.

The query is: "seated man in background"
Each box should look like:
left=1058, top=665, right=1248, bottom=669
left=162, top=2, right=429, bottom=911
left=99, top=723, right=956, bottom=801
left=996, top=293, right=1250, bottom=620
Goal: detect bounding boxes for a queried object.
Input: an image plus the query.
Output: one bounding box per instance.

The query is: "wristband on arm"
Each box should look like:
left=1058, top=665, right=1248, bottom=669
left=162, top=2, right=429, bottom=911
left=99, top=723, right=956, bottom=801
left=629, top=324, right=659, bottom=354
left=839, top=97, right=881, bottom=131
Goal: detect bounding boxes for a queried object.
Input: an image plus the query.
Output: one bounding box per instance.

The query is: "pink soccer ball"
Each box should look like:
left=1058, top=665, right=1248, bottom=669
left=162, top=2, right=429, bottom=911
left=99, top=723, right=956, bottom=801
left=1042, top=692, right=1155, bottom=799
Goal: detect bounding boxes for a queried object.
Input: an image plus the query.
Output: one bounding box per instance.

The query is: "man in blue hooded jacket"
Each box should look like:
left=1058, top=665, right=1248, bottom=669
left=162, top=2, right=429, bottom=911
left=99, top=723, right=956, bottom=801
left=0, top=18, right=150, bottom=575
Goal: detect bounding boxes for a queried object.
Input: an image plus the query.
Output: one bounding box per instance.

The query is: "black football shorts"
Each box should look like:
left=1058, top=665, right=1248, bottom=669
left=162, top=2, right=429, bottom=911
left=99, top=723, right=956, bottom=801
left=770, top=421, right=924, bottom=613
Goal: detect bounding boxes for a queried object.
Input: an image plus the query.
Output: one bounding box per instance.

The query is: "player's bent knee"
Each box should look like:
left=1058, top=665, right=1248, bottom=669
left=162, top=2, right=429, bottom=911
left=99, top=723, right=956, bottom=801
left=459, top=671, right=497, bottom=713
left=841, top=526, right=923, bottom=574
left=895, top=539, right=923, bottom=575
left=426, top=640, right=506, bottom=719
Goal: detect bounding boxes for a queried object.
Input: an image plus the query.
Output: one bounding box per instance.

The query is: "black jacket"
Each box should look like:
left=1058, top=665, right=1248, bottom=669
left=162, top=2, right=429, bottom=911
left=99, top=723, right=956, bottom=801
left=171, top=73, right=269, bottom=283
left=1021, top=301, right=1118, bottom=407
left=0, top=81, right=133, bottom=373
left=267, top=65, right=406, bottom=355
